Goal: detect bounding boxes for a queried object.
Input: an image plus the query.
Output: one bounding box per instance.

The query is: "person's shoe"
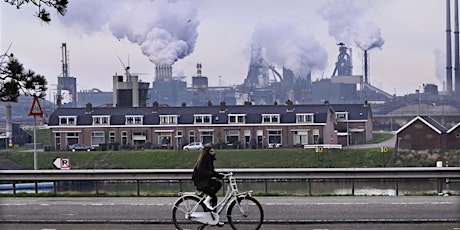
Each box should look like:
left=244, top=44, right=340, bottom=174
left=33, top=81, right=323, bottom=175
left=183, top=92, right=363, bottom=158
left=216, top=221, right=224, bottom=227
left=203, top=196, right=214, bottom=211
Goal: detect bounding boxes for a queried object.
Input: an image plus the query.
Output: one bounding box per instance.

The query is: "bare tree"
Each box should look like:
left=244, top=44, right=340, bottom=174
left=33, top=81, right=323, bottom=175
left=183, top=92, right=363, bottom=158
left=4, top=0, right=68, bottom=23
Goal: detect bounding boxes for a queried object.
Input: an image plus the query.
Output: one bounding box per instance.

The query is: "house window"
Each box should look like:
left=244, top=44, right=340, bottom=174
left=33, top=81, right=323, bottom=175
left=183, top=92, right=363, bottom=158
left=228, top=114, right=246, bottom=124
left=121, top=131, right=128, bottom=145
left=244, top=130, right=251, bottom=147
left=293, top=130, right=308, bottom=145
left=54, top=133, right=61, bottom=150
left=66, top=132, right=79, bottom=147
left=59, top=116, right=77, bottom=125
left=160, top=115, right=178, bottom=124
left=93, top=116, right=110, bottom=125
left=133, top=131, right=147, bottom=146
left=226, top=130, right=240, bottom=144
left=194, top=114, right=212, bottom=124
left=267, top=130, right=282, bottom=145
left=313, top=129, right=320, bottom=144
left=189, top=130, right=195, bottom=143
left=200, top=131, right=214, bottom=144
left=336, top=112, right=348, bottom=121
left=157, top=134, right=171, bottom=147
left=296, top=113, right=314, bottom=123
left=125, top=115, right=143, bottom=125
left=109, top=131, right=116, bottom=143
left=262, top=114, right=280, bottom=123
left=91, top=131, right=105, bottom=146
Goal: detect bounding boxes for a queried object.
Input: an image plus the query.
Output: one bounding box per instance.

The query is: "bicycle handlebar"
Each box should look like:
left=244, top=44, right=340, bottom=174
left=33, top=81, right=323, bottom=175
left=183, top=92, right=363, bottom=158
left=220, top=172, right=233, bottom=178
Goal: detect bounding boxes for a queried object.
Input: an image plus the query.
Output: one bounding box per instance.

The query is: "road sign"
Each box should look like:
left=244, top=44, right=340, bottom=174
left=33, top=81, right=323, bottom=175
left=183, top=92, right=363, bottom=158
left=29, top=96, right=43, bottom=116
left=53, top=157, right=71, bottom=170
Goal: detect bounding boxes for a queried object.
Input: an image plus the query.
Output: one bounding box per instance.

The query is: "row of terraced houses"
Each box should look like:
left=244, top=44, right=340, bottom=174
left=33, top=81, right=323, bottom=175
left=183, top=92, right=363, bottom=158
left=47, top=101, right=373, bottom=151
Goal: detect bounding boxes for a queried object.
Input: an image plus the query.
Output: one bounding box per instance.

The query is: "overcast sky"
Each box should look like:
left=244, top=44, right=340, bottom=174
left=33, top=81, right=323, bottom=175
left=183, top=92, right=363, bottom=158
left=1, top=0, right=450, bottom=99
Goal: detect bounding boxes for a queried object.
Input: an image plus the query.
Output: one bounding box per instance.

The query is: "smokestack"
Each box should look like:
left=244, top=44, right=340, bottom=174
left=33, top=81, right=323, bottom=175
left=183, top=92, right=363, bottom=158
left=455, top=0, right=460, bottom=96
left=155, top=65, right=173, bottom=80
left=364, top=50, right=369, bottom=84
left=447, top=0, right=453, bottom=95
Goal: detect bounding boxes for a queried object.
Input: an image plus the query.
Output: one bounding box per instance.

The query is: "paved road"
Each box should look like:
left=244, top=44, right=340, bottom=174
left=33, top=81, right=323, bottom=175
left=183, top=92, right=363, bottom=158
left=1, top=196, right=458, bottom=229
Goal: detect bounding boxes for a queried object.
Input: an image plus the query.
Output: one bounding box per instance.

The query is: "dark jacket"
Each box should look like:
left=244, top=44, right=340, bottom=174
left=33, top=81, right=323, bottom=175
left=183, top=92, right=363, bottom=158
left=192, top=152, right=222, bottom=189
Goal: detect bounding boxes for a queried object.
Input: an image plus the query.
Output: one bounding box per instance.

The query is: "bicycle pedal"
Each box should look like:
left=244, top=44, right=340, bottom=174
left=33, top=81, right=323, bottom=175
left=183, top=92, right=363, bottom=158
left=216, top=222, right=224, bottom=227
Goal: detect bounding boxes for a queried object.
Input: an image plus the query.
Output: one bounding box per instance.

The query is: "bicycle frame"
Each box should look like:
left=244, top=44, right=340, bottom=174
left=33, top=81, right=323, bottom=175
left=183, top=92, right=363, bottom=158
left=174, top=173, right=254, bottom=224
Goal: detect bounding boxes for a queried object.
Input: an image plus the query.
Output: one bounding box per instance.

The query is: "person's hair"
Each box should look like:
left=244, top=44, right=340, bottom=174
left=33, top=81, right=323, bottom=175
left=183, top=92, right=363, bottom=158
left=193, top=146, right=214, bottom=170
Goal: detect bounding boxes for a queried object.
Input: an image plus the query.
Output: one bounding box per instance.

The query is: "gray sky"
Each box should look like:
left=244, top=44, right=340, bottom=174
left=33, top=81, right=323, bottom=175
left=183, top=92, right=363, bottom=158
left=1, top=0, right=449, bottom=98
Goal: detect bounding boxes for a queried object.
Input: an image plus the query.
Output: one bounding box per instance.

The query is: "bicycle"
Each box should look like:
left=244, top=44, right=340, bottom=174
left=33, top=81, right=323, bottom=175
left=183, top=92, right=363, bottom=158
left=172, top=172, right=264, bottom=230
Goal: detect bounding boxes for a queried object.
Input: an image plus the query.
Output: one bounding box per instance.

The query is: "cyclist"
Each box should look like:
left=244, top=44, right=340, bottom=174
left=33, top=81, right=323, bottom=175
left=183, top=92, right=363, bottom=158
left=192, top=146, right=224, bottom=211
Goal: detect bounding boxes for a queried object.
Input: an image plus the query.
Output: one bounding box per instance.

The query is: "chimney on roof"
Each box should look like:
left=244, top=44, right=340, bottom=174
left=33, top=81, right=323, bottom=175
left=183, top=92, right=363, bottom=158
left=286, top=100, right=294, bottom=111
left=220, top=101, right=226, bottom=112
left=85, top=103, right=92, bottom=114
left=182, top=102, right=186, bottom=107
left=207, top=101, right=212, bottom=107
left=324, top=100, right=330, bottom=105
left=152, top=101, right=159, bottom=113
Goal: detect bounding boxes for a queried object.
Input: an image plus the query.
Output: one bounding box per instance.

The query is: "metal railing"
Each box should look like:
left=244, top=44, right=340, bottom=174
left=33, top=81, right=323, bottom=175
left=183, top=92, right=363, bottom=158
left=1, top=167, right=459, bottom=196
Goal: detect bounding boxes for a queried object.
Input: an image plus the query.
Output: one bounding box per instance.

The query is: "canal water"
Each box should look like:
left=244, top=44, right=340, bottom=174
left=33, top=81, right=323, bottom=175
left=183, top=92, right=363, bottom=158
left=28, top=179, right=457, bottom=196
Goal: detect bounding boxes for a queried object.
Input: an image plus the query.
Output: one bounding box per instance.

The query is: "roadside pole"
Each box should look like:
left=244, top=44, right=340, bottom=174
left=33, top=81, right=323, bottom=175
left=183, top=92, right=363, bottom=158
left=33, top=115, right=37, bottom=170
left=29, top=96, right=43, bottom=170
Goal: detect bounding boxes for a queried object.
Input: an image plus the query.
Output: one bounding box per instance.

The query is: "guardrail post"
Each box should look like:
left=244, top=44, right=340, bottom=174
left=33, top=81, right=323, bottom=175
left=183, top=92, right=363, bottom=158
left=95, top=181, right=99, bottom=196
left=264, top=180, right=268, bottom=195
left=437, top=178, right=443, bottom=194
left=13, top=181, right=16, bottom=195
left=53, top=181, right=57, bottom=194
left=35, top=181, right=38, bottom=194
left=395, top=179, right=399, bottom=196
left=136, top=180, right=140, bottom=196
left=179, top=180, right=183, bottom=192
left=308, top=179, right=311, bottom=196
left=351, top=179, right=355, bottom=195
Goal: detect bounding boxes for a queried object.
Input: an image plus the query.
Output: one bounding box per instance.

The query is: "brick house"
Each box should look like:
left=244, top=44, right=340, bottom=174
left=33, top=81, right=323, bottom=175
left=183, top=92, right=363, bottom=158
left=47, top=102, right=373, bottom=150
left=396, top=116, right=448, bottom=150
left=447, top=122, right=460, bottom=149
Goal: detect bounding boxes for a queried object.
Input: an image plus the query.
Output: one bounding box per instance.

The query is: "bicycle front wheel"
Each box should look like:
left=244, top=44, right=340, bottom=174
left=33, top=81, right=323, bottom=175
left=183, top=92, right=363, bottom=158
left=226, top=196, right=263, bottom=230
left=172, top=195, right=206, bottom=230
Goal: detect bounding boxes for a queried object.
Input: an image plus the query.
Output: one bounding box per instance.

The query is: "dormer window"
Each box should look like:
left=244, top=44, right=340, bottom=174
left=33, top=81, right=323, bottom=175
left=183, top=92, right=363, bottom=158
left=296, top=113, right=314, bottom=124
left=125, top=115, right=143, bottom=125
left=194, top=114, right=212, bottom=124
left=228, top=114, right=246, bottom=124
left=59, top=116, right=77, bottom=126
left=262, top=114, right=280, bottom=123
left=92, top=115, right=110, bottom=125
left=160, top=115, right=178, bottom=124
left=336, top=112, right=349, bottom=121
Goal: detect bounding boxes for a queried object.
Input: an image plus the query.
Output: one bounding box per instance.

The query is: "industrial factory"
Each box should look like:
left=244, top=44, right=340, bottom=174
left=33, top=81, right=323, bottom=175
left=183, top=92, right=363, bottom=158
left=53, top=42, right=389, bottom=109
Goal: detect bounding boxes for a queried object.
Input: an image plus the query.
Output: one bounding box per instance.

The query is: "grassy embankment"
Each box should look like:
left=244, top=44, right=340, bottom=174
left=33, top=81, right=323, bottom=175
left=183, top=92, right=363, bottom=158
left=1, top=130, right=394, bottom=169
left=4, top=130, right=458, bottom=169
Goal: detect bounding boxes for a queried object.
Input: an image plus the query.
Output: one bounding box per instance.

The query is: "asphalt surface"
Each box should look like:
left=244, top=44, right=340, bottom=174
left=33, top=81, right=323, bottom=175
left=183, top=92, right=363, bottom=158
left=1, top=196, right=458, bottom=229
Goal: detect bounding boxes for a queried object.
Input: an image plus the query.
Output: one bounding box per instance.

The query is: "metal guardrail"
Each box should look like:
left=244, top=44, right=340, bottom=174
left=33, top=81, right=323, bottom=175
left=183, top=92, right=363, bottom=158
left=1, top=167, right=459, bottom=196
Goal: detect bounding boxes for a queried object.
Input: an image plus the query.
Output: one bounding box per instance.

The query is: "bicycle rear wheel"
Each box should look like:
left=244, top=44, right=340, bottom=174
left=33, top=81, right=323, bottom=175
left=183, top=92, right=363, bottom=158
left=226, top=196, right=263, bottom=230
left=172, top=195, right=206, bottom=230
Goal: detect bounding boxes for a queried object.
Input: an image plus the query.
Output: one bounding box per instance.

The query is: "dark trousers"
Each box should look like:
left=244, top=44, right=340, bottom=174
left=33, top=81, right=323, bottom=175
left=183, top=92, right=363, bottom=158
left=200, top=179, right=222, bottom=206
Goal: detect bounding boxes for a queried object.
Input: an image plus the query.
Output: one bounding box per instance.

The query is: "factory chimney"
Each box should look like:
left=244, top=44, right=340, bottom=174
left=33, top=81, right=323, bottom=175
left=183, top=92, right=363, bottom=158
left=446, top=0, right=453, bottom=95
left=364, top=50, right=369, bottom=84
left=155, top=65, right=173, bottom=81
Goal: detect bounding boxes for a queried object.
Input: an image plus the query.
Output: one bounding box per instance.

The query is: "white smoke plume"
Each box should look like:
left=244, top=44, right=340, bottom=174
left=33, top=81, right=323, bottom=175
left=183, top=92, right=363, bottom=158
left=434, top=48, right=446, bottom=86
left=319, top=0, right=384, bottom=50
left=251, top=21, right=328, bottom=78
left=57, top=0, right=199, bottom=65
